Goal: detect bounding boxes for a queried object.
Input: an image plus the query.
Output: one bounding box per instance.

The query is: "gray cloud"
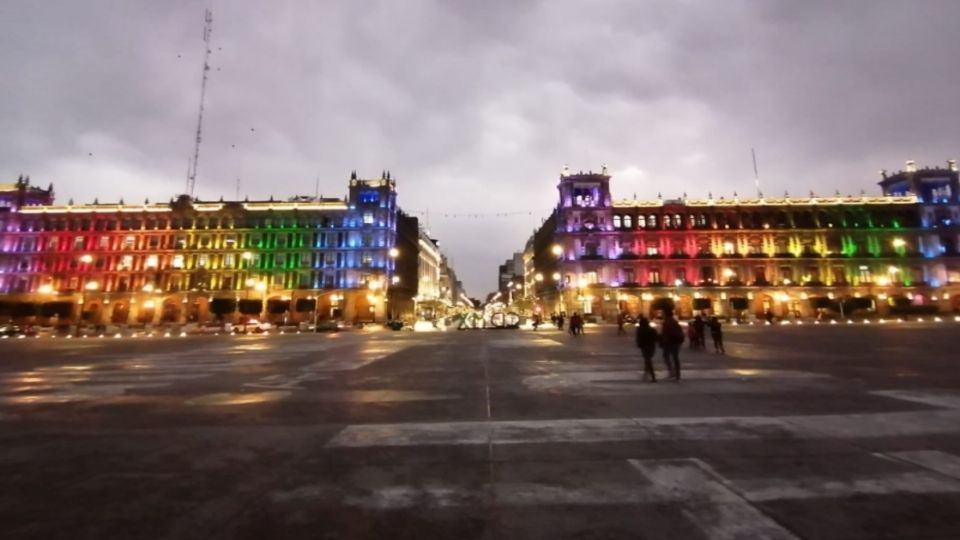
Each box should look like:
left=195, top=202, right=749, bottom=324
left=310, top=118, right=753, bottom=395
left=2, top=0, right=959, bottom=295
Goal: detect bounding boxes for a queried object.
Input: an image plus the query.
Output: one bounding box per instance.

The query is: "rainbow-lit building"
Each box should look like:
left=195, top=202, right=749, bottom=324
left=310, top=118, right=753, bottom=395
left=535, top=162, right=960, bottom=320
left=0, top=172, right=445, bottom=326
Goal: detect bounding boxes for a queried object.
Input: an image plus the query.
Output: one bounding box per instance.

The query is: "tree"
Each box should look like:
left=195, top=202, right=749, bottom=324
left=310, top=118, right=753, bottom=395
left=295, top=298, right=316, bottom=313
left=267, top=299, right=290, bottom=315
left=209, top=298, right=237, bottom=320
left=238, top=299, right=263, bottom=316
left=40, top=302, right=74, bottom=318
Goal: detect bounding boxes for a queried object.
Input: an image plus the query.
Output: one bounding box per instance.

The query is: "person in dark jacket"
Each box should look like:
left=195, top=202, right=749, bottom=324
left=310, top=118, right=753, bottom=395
left=708, top=316, right=725, bottom=354
left=692, top=315, right=706, bottom=350
left=635, top=317, right=659, bottom=382
left=660, top=312, right=685, bottom=380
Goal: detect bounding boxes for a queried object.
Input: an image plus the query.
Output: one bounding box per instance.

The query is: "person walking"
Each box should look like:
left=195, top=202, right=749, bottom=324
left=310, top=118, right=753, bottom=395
left=660, top=311, right=685, bottom=380
left=569, top=312, right=583, bottom=336
left=692, top=315, right=706, bottom=350
left=635, top=317, right=659, bottom=382
left=708, top=316, right=725, bottom=354
left=557, top=313, right=565, bottom=331
left=616, top=312, right=626, bottom=335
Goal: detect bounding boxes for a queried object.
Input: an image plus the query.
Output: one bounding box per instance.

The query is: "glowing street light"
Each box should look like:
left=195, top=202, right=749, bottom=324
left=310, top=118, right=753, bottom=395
left=388, top=247, right=399, bottom=259
left=535, top=273, right=544, bottom=282
left=552, top=272, right=561, bottom=281
left=551, top=244, right=563, bottom=257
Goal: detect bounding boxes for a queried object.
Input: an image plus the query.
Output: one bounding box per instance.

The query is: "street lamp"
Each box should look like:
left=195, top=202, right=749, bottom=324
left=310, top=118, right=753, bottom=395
left=551, top=244, right=563, bottom=257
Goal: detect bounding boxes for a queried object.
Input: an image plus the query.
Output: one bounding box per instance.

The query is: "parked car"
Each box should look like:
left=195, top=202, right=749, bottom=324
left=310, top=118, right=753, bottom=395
left=193, top=322, right=227, bottom=334
left=234, top=320, right=272, bottom=333
left=315, top=320, right=343, bottom=332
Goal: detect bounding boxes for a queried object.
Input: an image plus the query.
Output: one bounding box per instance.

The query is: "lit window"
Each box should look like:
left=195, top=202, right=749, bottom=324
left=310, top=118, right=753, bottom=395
left=123, top=235, right=136, bottom=249
left=613, top=215, right=622, bottom=228
left=73, top=236, right=84, bottom=249
left=646, top=246, right=659, bottom=256
left=172, top=255, right=184, bottom=269
left=118, top=255, right=133, bottom=270
left=623, top=215, right=632, bottom=228
left=198, top=254, right=209, bottom=267
left=363, top=212, right=374, bottom=224
left=145, top=255, right=158, bottom=268
left=224, top=254, right=235, bottom=267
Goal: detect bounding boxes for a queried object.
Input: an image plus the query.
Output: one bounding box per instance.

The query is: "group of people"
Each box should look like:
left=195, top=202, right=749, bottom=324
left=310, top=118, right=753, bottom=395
left=685, top=314, right=726, bottom=354
left=633, top=311, right=725, bottom=383
left=550, top=312, right=585, bottom=335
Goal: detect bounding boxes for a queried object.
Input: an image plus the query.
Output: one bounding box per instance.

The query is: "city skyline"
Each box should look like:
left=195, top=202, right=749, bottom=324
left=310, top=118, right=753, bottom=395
left=3, top=1, right=960, bottom=295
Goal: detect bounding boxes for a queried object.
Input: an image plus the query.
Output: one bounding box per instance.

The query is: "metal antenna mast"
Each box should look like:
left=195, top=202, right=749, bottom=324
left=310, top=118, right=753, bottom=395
left=751, top=147, right=761, bottom=197
left=187, top=9, right=213, bottom=197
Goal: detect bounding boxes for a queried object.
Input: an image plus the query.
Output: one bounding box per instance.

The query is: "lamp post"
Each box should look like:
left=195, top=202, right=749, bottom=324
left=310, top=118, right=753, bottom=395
left=388, top=247, right=399, bottom=320
left=255, top=281, right=267, bottom=322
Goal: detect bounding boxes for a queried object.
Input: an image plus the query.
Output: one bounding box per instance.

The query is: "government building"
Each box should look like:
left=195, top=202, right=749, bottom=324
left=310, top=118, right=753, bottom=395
left=521, top=161, right=960, bottom=320
left=0, top=172, right=464, bottom=327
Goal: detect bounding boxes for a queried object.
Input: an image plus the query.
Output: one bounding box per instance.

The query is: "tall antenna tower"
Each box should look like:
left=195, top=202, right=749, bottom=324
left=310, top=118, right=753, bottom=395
left=187, top=9, right=213, bottom=197
left=751, top=147, right=761, bottom=197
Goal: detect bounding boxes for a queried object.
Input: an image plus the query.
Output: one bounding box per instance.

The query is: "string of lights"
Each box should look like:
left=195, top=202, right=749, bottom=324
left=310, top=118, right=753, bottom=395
left=403, top=209, right=553, bottom=219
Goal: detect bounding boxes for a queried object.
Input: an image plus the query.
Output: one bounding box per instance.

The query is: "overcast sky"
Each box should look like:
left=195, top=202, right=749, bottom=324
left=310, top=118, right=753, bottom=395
left=2, top=1, right=960, bottom=296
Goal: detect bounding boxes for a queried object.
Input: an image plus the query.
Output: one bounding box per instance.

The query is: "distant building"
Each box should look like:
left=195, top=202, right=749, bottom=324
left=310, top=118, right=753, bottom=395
left=513, top=162, right=960, bottom=320
left=0, top=171, right=462, bottom=326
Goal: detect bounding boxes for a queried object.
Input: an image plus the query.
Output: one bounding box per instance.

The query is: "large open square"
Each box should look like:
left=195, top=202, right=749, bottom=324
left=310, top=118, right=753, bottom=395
left=3, top=323, right=960, bottom=539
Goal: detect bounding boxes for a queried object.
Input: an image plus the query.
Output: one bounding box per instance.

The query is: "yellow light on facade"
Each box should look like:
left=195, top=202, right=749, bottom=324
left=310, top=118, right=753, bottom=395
left=142, top=283, right=154, bottom=293
left=391, top=276, right=400, bottom=284
left=892, top=238, right=906, bottom=248
left=552, top=272, right=561, bottom=281
left=255, top=282, right=267, bottom=292
left=84, top=281, right=99, bottom=291
left=877, top=276, right=891, bottom=286
left=245, top=278, right=257, bottom=287
left=722, top=268, right=735, bottom=278
left=551, top=244, right=563, bottom=256
left=887, top=265, right=900, bottom=274
left=143, top=300, right=156, bottom=309
left=242, top=251, right=254, bottom=260
left=79, top=254, right=93, bottom=264
left=388, top=247, right=399, bottom=258
left=800, top=292, right=808, bottom=300
left=37, top=284, right=54, bottom=295
left=534, top=273, right=544, bottom=282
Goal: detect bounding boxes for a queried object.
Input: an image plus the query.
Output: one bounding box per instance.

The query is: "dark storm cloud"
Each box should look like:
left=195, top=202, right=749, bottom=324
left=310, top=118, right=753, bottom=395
left=2, top=0, right=959, bottom=295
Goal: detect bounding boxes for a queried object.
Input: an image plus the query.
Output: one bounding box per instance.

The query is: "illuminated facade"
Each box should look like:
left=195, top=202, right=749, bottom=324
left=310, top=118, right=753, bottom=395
left=538, top=163, right=960, bottom=319
left=0, top=172, right=422, bottom=325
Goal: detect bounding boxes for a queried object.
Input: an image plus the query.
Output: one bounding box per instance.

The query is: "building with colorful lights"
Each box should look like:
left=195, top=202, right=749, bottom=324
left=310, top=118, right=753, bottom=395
left=524, top=162, right=960, bottom=320
left=0, top=172, right=457, bottom=327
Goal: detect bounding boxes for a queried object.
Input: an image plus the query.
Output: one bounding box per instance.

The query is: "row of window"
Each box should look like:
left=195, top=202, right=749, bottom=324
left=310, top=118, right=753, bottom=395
left=608, top=210, right=921, bottom=230
left=3, top=230, right=393, bottom=253
left=569, top=265, right=926, bottom=287
left=2, top=211, right=391, bottom=233
left=3, top=251, right=390, bottom=274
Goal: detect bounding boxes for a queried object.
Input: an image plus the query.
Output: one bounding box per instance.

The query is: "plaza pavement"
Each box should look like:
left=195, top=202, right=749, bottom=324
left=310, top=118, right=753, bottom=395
left=2, top=322, right=960, bottom=538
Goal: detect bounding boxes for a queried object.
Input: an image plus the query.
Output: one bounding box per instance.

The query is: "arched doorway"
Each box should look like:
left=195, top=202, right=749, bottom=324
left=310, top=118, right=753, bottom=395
left=187, top=297, right=209, bottom=323
left=83, top=302, right=102, bottom=325
left=676, top=295, right=694, bottom=319
left=754, top=294, right=774, bottom=317
left=111, top=302, right=130, bottom=324
left=137, top=301, right=156, bottom=324
left=161, top=299, right=181, bottom=323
